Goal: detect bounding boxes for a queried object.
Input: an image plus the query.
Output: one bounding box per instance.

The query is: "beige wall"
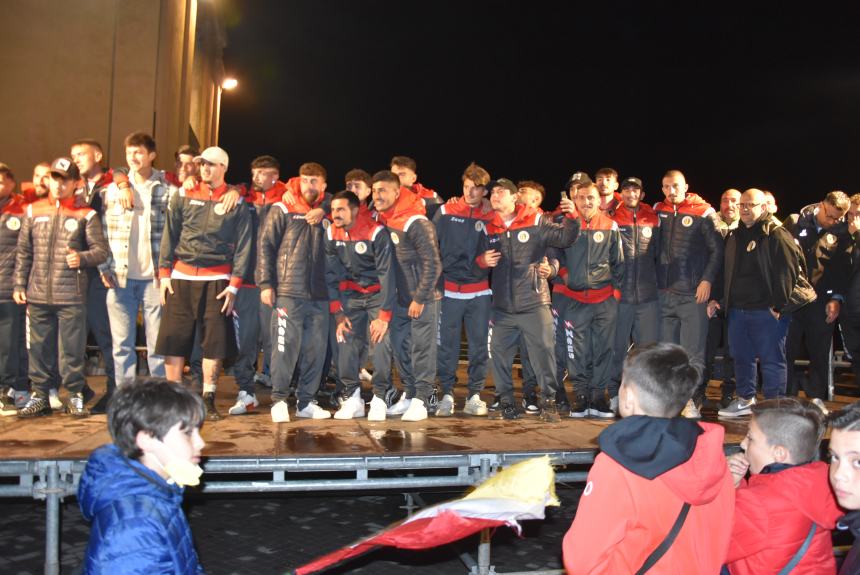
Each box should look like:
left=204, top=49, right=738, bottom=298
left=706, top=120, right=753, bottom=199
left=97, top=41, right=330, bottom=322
left=0, top=0, right=223, bottom=180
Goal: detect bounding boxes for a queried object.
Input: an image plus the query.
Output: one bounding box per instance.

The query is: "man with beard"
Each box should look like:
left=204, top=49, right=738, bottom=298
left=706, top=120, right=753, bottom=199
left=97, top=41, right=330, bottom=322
left=595, top=167, right=621, bottom=214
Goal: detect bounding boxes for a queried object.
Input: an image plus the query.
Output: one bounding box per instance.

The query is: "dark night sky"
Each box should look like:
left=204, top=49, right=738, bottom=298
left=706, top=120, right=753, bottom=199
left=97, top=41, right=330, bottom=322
left=219, top=0, right=860, bottom=213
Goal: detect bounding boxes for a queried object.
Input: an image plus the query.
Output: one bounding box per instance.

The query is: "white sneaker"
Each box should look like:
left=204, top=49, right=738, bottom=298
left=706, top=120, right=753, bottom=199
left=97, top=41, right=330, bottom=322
left=48, top=389, right=62, bottom=410
left=463, top=394, right=488, bottom=416
left=436, top=394, right=455, bottom=417
left=359, top=368, right=372, bottom=382
left=386, top=393, right=411, bottom=416
left=228, top=391, right=259, bottom=415
left=367, top=396, right=387, bottom=421
left=334, top=392, right=365, bottom=420
left=401, top=398, right=428, bottom=422
left=271, top=400, right=291, bottom=423
left=296, top=401, right=332, bottom=419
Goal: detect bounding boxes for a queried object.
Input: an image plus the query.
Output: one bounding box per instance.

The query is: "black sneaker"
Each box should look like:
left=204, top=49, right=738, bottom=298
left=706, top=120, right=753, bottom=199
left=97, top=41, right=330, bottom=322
left=426, top=387, right=439, bottom=415
left=90, top=390, right=113, bottom=415
left=588, top=393, right=614, bottom=419
left=521, top=393, right=540, bottom=415
left=18, top=394, right=52, bottom=418
left=203, top=392, right=222, bottom=421
left=570, top=394, right=589, bottom=418
left=66, top=391, right=91, bottom=417
left=490, top=402, right=520, bottom=420
left=539, top=398, right=560, bottom=423
left=384, top=385, right=399, bottom=408
left=489, top=395, right=501, bottom=411
left=0, top=388, right=15, bottom=416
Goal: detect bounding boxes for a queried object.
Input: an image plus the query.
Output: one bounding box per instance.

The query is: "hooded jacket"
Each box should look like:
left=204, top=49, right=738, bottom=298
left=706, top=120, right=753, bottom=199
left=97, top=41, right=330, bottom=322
left=78, top=444, right=203, bottom=575
left=563, top=417, right=735, bottom=574
left=376, top=187, right=442, bottom=306
left=726, top=461, right=841, bottom=575
left=0, top=194, right=27, bottom=302
left=654, top=193, right=724, bottom=296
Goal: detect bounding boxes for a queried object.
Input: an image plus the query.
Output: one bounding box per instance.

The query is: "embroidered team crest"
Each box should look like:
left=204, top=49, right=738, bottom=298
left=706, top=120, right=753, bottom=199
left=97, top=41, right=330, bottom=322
left=747, top=240, right=756, bottom=252
left=681, top=216, right=693, bottom=227
left=355, top=241, right=367, bottom=254
left=826, top=233, right=836, bottom=246
left=593, top=231, right=605, bottom=243
left=475, top=221, right=485, bottom=232
left=321, top=219, right=331, bottom=229
left=213, top=203, right=226, bottom=215
left=517, top=231, right=530, bottom=243
left=64, top=219, right=78, bottom=232
left=6, top=217, right=20, bottom=231
left=641, top=226, right=652, bottom=238
left=390, top=232, right=400, bottom=244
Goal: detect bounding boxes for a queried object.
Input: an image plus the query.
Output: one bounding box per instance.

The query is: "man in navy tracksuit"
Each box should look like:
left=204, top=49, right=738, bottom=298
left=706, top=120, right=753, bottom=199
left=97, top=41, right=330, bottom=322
left=477, top=178, right=580, bottom=421
left=372, top=170, right=442, bottom=422
left=654, top=170, right=723, bottom=418
left=432, top=163, right=494, bottom=417
left=325, top=191, right=395, bottom=421
left=551, top=182, right=624, bottom=418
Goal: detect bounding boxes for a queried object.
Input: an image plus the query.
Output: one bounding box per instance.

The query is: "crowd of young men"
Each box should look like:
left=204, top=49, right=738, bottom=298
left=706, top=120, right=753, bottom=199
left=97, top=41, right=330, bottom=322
left=0, top=132, right=854, bottom=423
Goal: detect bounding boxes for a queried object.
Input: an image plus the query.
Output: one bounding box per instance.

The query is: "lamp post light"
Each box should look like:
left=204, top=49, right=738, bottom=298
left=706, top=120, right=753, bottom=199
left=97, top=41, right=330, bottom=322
left=214, top=76, right=238, bottom=145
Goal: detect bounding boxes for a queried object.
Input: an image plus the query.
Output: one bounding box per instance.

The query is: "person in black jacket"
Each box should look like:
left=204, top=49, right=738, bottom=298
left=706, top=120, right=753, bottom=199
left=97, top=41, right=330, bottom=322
left=784, top=191, right=852, bottom=400
left=717, top=189, right=801, bottom=417
left=838, top=195, right=860, bottom=391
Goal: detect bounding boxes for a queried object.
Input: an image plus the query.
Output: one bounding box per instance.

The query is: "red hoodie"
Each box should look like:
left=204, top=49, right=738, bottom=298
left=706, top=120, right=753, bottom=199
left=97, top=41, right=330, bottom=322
left=726, top=461, right=841, bottom=575
left=375, top=186, right=426, bottom=230
left=563, top=421, right=735, bottom=574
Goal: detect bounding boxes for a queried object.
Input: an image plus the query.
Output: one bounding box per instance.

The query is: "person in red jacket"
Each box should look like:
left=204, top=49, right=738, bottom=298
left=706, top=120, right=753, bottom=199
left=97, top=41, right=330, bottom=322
left=724, top=398, right=840, bottom=574
left=563, top=342, right=735, bottom=574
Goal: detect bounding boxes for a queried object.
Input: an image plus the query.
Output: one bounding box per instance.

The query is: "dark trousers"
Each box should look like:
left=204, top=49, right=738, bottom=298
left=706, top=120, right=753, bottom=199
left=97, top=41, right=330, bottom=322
left=786, top=298, right=834, bottom=400
left=28, top=302, right=87, bottom=395
left=489, top=306, right=558, bottom=404
left=564, top=298, right=618, bottom=396
left=729, top=308, right=790, bottom=399
left=841, top=312, right=860, bottom=387
left=436, top=295, right=490, bottom=396
left=233, top=287, right=261, bottom=395
left=659, top=291, right=709, bottom=397
left=522, top=292, right=570, bottom=399
left=610, top=299, right=659, bottom=398
left=87, top=274, right=115, bottom=389
left=0, top=301, right=27, bottom=391
left=259, top=300, right=272, bottom=375
left=270, top=297, right=329, bottom=407
left=390, top=299, right=439, bottom=403
left=705, top=313, right=735, bottom=386
left=337, top=294, right=392, bottom=398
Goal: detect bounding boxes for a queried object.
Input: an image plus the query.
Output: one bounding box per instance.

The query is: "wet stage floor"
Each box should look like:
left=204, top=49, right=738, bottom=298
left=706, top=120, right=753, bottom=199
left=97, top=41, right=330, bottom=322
left=0, top=375, right=785, bottom=462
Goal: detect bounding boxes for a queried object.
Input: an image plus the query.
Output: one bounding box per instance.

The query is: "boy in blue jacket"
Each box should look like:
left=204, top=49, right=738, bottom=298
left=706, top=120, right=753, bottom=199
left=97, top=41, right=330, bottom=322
left=78, top=378, right=206, bottom=574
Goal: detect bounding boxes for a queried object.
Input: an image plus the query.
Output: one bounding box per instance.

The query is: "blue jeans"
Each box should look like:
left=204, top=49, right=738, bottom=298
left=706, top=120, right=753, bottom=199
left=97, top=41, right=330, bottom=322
left=105, top=278, right=165, bottom=386
left=728, top=308, right=790, bottom=400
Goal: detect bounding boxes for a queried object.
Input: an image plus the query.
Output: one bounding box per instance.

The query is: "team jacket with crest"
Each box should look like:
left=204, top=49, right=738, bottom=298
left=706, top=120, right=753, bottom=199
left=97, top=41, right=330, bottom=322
left=324, top=211, right=395, bottom=321
left=477, top=205, right=581, bottom=313
left=158, top=182, right=252, bottom=288
left=784, top=208, right=852, bottom=299
left=0, top=195, right=27, bottom=302
left=238, top=180, right=287, bottom=287
left=375, top=187, right=442, bottom=306
left=432, top=198, right=495, bottom=293
left=14, top=196, right=108, bottom=305
left=551, top=210, right=624, bottom=303
left=612, top=203, right=660, bottom=304
left=256, top=179, right=329, bottom=301
left=653, top=193, right=723, bottom=296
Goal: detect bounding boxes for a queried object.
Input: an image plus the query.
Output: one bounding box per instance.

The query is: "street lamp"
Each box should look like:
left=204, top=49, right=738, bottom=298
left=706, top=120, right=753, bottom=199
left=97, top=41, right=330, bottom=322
left=213, top=77, right=238, bottom=145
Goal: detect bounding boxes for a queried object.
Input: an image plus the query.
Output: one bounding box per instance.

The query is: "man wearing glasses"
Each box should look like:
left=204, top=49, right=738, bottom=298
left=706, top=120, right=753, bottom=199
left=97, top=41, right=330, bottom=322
left=783, top=191, right=852, bottom=399
left=716, top=189, right=803, bottom=416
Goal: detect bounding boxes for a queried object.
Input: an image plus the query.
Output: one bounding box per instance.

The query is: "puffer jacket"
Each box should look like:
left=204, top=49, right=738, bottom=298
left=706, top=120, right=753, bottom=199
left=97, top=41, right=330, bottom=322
left=242, top=180, right=287, bottom=286
left=0, top=195, right=27, bottom=302
left=433, top=197, right=494, bottom=292
left=325, top=210, right=395, bottom=321
left=256, top=177, right=329, bottom=301
left=14, top=196, right=108, bottom=305
left=78, top=444, right=204, bottom=575
left=612, top=203, right=660, bottom=304
left=552, top=210, right=624, bottom=304
left=784, top=208, right=852, bottom=300
left=477, top=204, right=581, bottom=313
left=654, top=193, right=723, bottom=296
left=158, top=182, right=252, bottom=289
left=376, top=187, right=442, bottom=306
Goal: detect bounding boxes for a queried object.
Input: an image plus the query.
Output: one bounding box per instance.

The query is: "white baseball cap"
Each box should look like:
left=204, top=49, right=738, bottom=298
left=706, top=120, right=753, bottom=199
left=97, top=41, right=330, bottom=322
left=194, top=146, right=229, bottom=169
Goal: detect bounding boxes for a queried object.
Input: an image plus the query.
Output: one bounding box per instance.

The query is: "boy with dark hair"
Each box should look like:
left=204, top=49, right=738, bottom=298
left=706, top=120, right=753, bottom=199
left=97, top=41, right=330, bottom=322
left=563, top=343, right=735, bottom=573
left=724, top=398, right=840, bottom=574
left=78, top=378, right=205, bottom=574
left=390, top=155, right=442, bottom=219
left=345, top=168, right=373, bottom=206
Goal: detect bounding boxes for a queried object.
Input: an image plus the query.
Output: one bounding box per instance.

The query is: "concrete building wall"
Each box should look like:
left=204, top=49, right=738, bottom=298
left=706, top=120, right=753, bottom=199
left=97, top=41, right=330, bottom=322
left=0, top=0, right=224, bottom=179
